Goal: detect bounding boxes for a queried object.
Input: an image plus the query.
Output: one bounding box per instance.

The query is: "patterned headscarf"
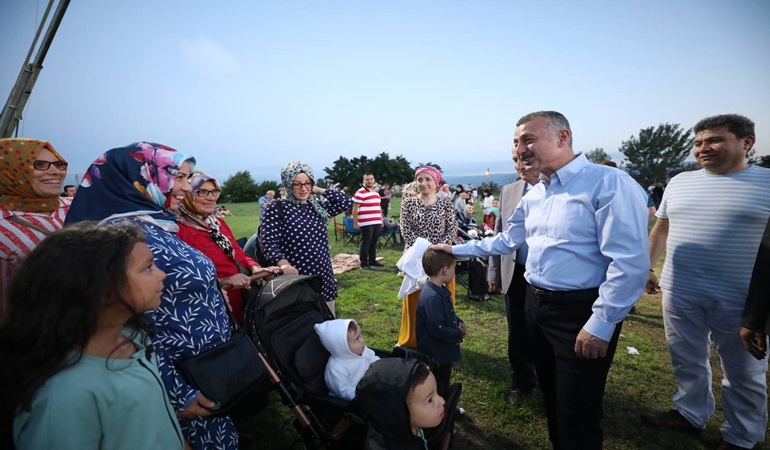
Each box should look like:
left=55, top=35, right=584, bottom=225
left=414, top=165, right=443, bottom=192
left=176, top=172, right=236, bottom=262
left=280, top=161, right=332, bottom=224
left=0, top=138, right=68, bottom=213
left=65, top=142, right=195, bottom=226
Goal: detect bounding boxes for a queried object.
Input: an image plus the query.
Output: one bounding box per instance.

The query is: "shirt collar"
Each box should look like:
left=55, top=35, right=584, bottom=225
left=547, top=153, right=587, bottom=187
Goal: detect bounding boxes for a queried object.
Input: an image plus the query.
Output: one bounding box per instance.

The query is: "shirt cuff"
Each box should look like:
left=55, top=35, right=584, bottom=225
left=584, top=314, right=616, bottom=342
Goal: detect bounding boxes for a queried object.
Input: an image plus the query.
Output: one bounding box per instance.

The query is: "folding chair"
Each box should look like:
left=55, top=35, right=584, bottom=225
left=342, top=217, right=361, bottom=246
left=332, top=215, right=346, bottom=242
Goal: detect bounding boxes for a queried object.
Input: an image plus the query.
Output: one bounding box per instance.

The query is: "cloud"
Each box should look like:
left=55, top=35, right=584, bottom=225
left=180, top=37, right=240, bottom=79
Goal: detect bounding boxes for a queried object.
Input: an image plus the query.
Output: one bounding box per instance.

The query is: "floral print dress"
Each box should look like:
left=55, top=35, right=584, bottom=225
left=112, top=217, right=238, bottom=450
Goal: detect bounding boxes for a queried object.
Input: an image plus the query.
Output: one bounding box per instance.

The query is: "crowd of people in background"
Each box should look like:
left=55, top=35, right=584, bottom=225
left=0, top=111, right=768, bottom=450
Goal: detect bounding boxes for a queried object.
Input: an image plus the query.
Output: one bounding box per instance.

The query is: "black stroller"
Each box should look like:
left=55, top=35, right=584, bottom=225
left=244, top=275, right=461, bottom=450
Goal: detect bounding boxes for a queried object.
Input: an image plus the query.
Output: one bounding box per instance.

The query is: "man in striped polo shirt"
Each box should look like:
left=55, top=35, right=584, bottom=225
left=642, top=114, right=770, bottom=450
left=353, top=173, right=384, bottom=270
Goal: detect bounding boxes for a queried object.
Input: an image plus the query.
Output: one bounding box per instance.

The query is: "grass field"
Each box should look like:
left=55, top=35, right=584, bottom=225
left=221, top=199, right=769, bottom=450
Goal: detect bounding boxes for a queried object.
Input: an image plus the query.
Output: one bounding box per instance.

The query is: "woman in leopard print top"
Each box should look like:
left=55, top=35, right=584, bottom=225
left=397, top=165, right=457, bottom=347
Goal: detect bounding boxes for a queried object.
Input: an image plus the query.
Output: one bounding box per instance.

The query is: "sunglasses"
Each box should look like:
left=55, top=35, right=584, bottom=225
left=33, top=160, right=68, bottom=171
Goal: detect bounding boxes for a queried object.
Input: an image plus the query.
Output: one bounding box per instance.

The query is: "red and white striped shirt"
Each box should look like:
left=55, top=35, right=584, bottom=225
left=1, top=197, right=70, bottom=321
left=352, top=187, right=383, bottom=227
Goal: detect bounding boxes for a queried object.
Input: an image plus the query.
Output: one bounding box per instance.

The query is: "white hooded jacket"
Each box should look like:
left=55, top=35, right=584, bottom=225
left=314, top=319, right=380, bottom=400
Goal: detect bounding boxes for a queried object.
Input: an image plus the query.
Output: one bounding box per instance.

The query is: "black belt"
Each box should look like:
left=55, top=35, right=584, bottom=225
left=528, top=284, right=599, bottom=302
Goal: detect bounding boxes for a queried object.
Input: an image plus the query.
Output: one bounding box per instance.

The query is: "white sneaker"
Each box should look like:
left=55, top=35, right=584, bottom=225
left=456, top=407, right=466, bottom=416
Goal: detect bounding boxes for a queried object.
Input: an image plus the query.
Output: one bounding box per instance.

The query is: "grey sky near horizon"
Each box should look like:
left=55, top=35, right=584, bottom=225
left=2, top=0, right=768, bottom=185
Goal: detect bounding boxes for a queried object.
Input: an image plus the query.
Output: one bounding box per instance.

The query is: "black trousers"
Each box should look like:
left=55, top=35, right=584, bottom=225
left=506, top=264, right=537, bottom=391
left=435, top=362, right=453, bottom=400
left=359, top=224, right=379, bottom=265
left=467, top=259, right=488, bottom=296
left=525, top=284, right=622, bottom=450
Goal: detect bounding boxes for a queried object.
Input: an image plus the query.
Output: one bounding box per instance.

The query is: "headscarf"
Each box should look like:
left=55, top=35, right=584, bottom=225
left=280, top=160, right=332, bottom=224
left=65, top=142, right=195, bottom=227
left=414, top=165, right=443, bottom=191
left=0, top=138, right=67, bottom=213
left=176, top=172, right=236, bottom=262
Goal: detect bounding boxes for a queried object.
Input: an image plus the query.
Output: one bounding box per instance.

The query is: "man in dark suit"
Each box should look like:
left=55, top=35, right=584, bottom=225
left=488, top=155, right=541, bottom=406
left=740, top=215, right=770, bottom=360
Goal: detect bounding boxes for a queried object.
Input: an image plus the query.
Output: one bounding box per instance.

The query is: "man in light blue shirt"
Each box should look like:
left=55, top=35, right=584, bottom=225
left=258, top=190, right=275, bottom=220
left=434, top=111, right=649, bottom=450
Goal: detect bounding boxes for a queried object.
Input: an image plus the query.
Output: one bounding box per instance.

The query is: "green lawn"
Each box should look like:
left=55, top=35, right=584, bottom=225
left=222, top=199, right=769, bottom=450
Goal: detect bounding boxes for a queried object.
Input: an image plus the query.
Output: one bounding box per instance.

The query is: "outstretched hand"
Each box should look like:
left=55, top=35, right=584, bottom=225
left=431, top=244, right=452, bottom=254
left=218, top=273, right=252, bottom=290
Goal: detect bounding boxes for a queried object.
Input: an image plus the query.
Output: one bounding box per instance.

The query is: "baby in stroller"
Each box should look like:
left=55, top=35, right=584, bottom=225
left=314, top=319, right=380, bottom=400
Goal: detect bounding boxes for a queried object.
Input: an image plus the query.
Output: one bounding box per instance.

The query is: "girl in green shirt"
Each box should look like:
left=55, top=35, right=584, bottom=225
left=0, top=222, right=186, bottom=450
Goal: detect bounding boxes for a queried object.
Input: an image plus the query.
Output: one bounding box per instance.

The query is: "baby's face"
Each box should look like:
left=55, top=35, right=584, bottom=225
left=407, top=372, right=445, bottom=430
left=347, top=324, right=365, bottom=356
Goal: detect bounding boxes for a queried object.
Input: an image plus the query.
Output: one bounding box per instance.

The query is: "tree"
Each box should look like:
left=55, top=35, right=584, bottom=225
left=221, top=170, right=258, bottom=203
left=255, top=180, right=281, bottom=197
left=585, top=147, right=610, bottom=164
left=755, top=154, right=770, bottom=168
left=619, top=123, right=693, bottom=185
left=324, top=152, right=414, bottom=191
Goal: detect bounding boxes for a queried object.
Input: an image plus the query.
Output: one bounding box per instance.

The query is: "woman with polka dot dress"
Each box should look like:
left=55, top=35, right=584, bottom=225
left=259, top=161, right=353, bottom=315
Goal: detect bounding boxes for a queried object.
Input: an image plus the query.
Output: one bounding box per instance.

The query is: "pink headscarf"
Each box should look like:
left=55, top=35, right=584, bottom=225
left=414, top=166, right=443, bottom=191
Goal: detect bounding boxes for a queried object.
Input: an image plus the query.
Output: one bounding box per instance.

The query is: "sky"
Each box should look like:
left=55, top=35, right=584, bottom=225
left=1, top=0, right=769, bottom=185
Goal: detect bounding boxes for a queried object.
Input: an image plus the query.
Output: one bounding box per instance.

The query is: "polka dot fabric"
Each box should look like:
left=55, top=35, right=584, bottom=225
left=259, top=189, right=353, bottom=302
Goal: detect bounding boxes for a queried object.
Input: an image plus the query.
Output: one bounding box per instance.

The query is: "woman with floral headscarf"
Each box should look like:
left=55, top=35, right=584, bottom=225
left=66, top=143, right=244, bottom=450
left=259, top=161, right=353, bottom=315
left=396, top=165, right=457, bottom=347
left=176, top=172, right=280, bottom=325
left=0, top=138, right=71, bottom=321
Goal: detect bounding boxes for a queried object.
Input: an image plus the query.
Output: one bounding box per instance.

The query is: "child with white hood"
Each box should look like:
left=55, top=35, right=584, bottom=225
left=314, top=319, right=380, bottom=400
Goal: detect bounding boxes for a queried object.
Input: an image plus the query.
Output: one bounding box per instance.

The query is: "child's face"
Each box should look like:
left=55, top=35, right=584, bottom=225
left=464, top=204, right=475, bottom=214
left=347, top=323, right=365, bottom=356
left=434, top=262, right=455, bottom=285
left=123, top=242, right=166, bottom=312
left=406, top=372, right=445, bottom=431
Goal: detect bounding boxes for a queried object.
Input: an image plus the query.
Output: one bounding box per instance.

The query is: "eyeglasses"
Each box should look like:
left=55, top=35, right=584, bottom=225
left=33, top=160, right=68, bottom=171
left=291, top=181, right=314, bottom=190
left=196, top=188, right=222, bottom=198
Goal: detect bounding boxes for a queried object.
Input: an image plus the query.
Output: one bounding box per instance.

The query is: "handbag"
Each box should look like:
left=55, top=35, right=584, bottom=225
left=173, top=316, right=267, bottom=416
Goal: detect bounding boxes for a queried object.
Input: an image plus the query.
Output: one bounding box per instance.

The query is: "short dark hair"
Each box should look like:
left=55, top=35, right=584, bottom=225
left=694, top=114, right=755, bottom=139
left=422, top=248, right=456, bottom=277
left=61, top=184, right=76, bottom=196
left=408, top=362, right=431, bottom=394
left=600, top=160, right=617, bottom=168
left=516, top=110, right=573, bottom=147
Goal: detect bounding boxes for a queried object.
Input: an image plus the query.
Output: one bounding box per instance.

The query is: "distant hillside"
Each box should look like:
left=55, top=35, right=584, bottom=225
left=444, top=172, right=518, bottom=188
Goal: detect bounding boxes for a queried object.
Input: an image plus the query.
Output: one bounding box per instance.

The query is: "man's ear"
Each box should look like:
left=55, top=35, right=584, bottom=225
left=743, top=135, right=756, bottom=153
